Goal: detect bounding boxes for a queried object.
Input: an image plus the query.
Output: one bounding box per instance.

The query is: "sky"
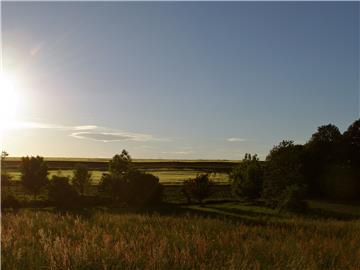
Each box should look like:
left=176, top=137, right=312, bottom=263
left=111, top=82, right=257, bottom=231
left=1, top=2, right=359, bottom=159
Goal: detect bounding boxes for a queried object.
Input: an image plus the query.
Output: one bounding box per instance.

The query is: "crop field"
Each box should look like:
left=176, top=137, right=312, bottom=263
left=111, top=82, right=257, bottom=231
left=6, top=169, right=229, bottom=185
left=4, top=158, right=233, bottom=185
left=2, top=206, right=360, bottom=270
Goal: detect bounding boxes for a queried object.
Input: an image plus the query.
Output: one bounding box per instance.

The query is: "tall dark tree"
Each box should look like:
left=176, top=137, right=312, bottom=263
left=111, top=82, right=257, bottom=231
left=20, top=156, right=48, bottom=199
left=262, top=140, right=306, bottom=209
left=343, top=119, right=360, bottom=168
left=303, top=124, right=343, bottom=196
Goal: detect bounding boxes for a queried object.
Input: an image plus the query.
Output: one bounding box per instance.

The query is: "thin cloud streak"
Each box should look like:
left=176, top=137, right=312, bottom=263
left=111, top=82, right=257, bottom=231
left=71, top=131, right=154, bottom=142
left=12, top=121, right=169, bottom=143
left=227, top=137, right=246, bottom=142
left=13, top=122, right=98, bottom=131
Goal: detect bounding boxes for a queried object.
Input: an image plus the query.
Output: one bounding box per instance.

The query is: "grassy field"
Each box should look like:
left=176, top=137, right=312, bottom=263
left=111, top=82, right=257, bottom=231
left=2, top=206, right=360, bottom=270
left=7, top=169, right=229, bottom=185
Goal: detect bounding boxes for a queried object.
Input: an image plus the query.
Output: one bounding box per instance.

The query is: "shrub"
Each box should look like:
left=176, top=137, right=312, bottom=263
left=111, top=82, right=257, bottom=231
left=99, top=173, right=130, bottom=203
left=20, top=156, right=48, bottom=199
left=48, top=176, right=79, bottom=209
left=1, top=194, right=20, bottom=210
left=72, top=164, right=91, bottom=196
left=277, top=184, right=308, bottom=213
left=99, top=171, right=163, bottom=206
left=127, top=170, right=163, bottom=205
left=182, top=174, right=213, bottom=204
left=231, top=154, right=263, bottom=200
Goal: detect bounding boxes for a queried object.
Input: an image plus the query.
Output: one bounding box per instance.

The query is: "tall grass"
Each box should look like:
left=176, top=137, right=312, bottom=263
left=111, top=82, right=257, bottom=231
left=2, top=210, right=360, bottom=269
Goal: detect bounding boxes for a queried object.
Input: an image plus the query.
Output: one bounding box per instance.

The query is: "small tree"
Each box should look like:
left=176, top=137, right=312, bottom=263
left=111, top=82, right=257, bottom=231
left=231, top=153, right=263, bottom=200
left=49, top=176, right=79, bottom=209
left=72, top=164, right=91, bottom=196
left=20, top=156, right=48, bottom=199
left=1, top=151, right=11, bottom=191
left=182, top=174, right=213, bottom=204
left=109, top=150, right=132, bottom=176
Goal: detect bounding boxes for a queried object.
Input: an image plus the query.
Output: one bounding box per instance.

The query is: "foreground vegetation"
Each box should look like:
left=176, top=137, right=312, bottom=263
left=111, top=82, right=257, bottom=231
left=2, top=209, right=360, bottom=270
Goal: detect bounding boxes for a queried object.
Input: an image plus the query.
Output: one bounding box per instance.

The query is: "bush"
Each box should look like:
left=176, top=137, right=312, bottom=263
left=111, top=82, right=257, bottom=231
left=231, top=154, right=263, bottom=200
left=277, top=185, right=308, bottom=213
left=48, top=176, right=79, bottom=209
left=182, top=174, right=213, bottom=204
left=1, top=194, right=20, bottom=210
left=99, top=171, right=163, bottom=206
left=99, top=173, right=129, bottom=202
left=127, top=170, right=163, bottom=205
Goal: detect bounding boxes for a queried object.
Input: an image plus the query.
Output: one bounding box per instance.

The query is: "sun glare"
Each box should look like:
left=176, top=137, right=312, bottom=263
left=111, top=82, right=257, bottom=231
left=0, top=72, right=21, bottom=131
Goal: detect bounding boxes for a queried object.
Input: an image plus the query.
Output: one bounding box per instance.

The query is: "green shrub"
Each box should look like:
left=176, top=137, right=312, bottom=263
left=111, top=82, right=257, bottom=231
left=48, top=176, right=79, bottom=209
left=277, top=184, right=308, bottom=212
left=182, top=174, right=213, bottom=204
left=1, top=194, right=20, bottom=210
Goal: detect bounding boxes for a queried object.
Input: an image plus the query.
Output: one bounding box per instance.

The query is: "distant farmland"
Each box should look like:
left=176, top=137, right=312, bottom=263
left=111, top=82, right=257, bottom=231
left=4, top=158, right=240, bottom=184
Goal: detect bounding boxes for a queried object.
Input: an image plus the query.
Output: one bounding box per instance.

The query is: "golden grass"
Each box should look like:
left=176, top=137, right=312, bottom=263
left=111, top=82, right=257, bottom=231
left=2, top=210, right=360, bottom=269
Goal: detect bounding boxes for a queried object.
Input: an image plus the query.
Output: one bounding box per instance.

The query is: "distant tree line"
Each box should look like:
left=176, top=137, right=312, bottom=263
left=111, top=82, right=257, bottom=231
left=2, top=150, right=163, bottom=209
left=1, top=118, right=359, bottom=212
left=231, top=119, right=360, bottom=211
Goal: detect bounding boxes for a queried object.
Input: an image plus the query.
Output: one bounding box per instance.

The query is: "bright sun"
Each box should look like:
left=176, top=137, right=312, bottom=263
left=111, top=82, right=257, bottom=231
left=0, top=72, right=21, bottom=131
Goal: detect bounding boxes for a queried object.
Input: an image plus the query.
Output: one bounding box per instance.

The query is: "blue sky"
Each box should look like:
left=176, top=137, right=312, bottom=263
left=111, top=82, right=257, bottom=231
left=1, top=2, right=359, bottom=159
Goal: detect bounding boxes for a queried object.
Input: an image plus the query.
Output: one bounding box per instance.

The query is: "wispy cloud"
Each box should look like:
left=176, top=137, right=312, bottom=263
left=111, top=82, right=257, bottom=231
left=14, top=122, right=98, bottom=131
left=71, top=131, right=154, bottom=142
left=227, top=137, right=246, bottom=142
left=162, top=150, right=194, bottom=155
left=13, top=121, right=167, bottom=143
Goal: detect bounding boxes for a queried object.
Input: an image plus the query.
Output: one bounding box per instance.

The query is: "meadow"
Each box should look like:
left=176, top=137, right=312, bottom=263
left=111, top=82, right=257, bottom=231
left=2, top=206, right=360, bottom=270
left=3, top=157, right=360, bottom=269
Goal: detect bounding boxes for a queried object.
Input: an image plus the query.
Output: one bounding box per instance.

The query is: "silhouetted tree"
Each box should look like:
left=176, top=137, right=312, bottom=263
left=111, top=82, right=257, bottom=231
left=231, top=153, right=264, bottom=200
left=343, top=119, right=360, bottom=169
left=304, top=124, right=346, bottom=198
left=182, top=174, right=213, bottom=204
left=49, top=176, right=79, bottom=209
left=109, top=150, right=132, bottom=176
left=262, top=141, right=307, bottom=209
left=72, top=164, right=91, bottom=196
left=99, top=151, right=163, bottom=205
left=20, top=156, right=48, bottom=199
